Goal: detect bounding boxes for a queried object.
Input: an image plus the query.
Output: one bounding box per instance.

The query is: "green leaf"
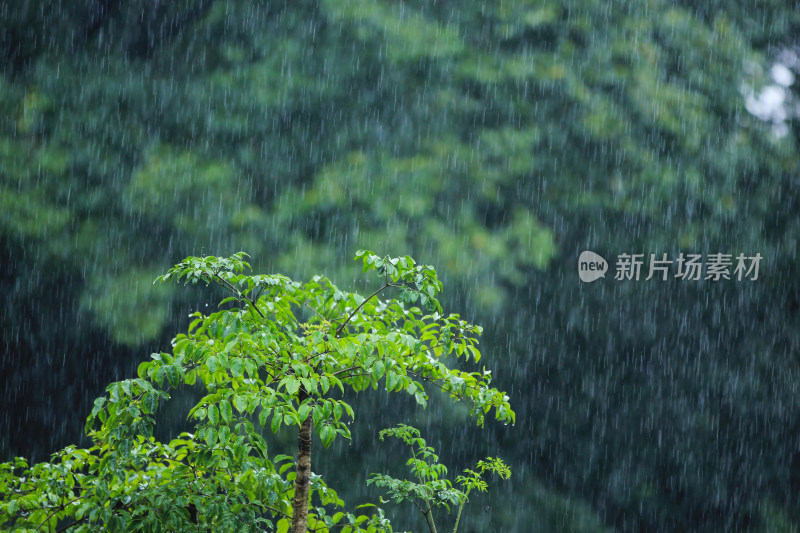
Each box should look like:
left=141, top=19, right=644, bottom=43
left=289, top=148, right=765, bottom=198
left=165, top=365, right=181, bottom=388
left=137, top=361, right=151, bottom=378
left=233, top=395, right=248, bottom=414
left=414, top=391, right=427, bottom=407
left=371, top=360, right=386, bottom=380
left=301, top=377, right=316, bottom=394
left=386, top=371, right=400, bottom=391
left=143, top=392, right=158, bottom=414
left=219, top=400, right=233, bottom=423
left=283, top=377, right=300, bottom=395
left=298, top=403, right=311, bottom=422
left=230, top=357, right=244, bottom=378
left=204, top=427, right=217, bottom=446
left=258, top=407, right=270, bottom=427
left=320, top=424, right=334, bottom=447
left=207, top=404, right=219, bottom=425
left=320, top=376, right=331, bottom=394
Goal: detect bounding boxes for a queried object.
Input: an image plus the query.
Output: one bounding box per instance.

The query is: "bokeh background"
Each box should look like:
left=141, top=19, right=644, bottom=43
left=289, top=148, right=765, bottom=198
left=3, top=1, right=800, bottom=531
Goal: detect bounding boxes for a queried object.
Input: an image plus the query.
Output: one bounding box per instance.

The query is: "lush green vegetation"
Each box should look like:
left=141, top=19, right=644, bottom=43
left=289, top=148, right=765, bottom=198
left=2, top=1, right=799, bottom=531
left=369, top=424, right=511, bottom=533
left=0, top=251, right=512, bottom=531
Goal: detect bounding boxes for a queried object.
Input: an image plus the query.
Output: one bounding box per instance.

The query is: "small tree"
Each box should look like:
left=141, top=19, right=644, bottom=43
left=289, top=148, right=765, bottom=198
left=0, top=251, right=513, bottom=532
left=369, top=424, right=511, bottom=533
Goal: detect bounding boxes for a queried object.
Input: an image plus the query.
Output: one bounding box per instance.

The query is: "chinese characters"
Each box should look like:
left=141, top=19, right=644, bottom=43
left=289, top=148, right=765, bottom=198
left=612, top=253, right=761, bottom=281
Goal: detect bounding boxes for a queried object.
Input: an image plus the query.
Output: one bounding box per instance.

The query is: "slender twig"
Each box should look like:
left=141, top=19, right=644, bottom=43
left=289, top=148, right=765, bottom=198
left=408, top=439, right=438, bottom=533
left=410, top=496, right=427, bottom=515
left=451, top=490, right=471, bottom=533
left=301, top=301, right=329, bottom=321
left=211, top=271, right=240, bottom=294
left=334, top=371, right=372, bottom=381
left=212, top=272, right=265, bottom=319
left=335, top=283, right=389, bottom=336
left=56, top=514, right=87, bottom=533
left=404, top=371, right=479, bottom=408
left=330, top=365, right=360, bottom=377
left=406, top=367, right=487, bottom=396
left=252, top=283, right=267, bottom=303
left=424, top=508, right=438, bottom=533
left=35, top=496, right=83, bottom=531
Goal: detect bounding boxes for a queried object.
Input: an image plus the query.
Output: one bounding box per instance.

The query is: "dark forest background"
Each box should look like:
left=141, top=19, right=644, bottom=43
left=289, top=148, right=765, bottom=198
left=2, top=1, right=800, bottom=531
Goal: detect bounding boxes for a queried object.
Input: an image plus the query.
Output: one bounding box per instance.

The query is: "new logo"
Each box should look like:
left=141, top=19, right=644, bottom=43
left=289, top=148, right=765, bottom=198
left=578, top=251, right=608, bottom=282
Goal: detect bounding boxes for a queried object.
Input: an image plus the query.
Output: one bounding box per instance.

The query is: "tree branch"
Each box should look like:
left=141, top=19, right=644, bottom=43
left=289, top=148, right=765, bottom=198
left=35, top=496, right=83, bottom=531
left=335, top=283, right=389, bottom=337
left=212, top=272, right=265, bottom=319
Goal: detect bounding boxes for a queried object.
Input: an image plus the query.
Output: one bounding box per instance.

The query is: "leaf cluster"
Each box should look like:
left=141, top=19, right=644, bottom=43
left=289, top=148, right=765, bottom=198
left=1, top=251, right=513, bottom=532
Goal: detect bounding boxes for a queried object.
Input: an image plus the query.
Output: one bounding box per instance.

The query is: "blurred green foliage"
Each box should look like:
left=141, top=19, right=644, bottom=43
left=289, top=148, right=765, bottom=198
left=2, top=0, right=800, bottom=531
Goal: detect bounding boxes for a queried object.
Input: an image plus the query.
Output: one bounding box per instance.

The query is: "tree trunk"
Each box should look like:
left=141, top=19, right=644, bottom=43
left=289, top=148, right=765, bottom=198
left=291, top=388, right=312, bottom=533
